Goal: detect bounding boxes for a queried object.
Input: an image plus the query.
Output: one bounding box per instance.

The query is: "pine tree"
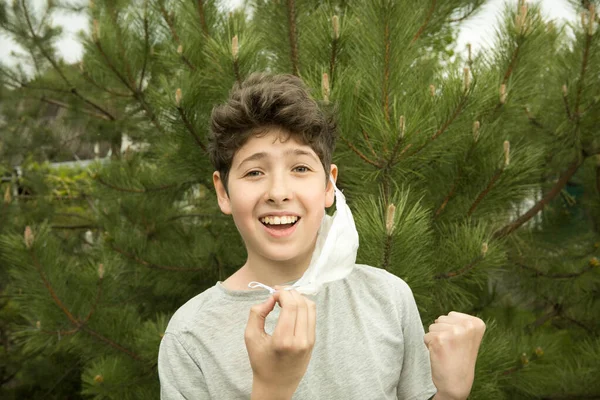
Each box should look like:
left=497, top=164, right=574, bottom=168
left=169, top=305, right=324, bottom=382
left=1, top=0, right=599, bottom=399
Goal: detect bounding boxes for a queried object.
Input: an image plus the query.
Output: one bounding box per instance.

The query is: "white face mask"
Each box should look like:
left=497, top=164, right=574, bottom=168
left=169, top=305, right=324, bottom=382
left=248, top=175, right=359, bottom=295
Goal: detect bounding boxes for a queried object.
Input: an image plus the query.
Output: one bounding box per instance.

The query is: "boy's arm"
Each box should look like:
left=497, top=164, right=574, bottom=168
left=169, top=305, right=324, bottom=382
left=158, top=332, right=210, bottom=399
left=395, top=281, right=438, bottom=400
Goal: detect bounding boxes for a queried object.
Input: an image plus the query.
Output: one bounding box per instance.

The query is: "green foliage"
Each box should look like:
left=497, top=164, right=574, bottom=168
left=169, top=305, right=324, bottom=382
left=0, top=0, right=599, bottom=398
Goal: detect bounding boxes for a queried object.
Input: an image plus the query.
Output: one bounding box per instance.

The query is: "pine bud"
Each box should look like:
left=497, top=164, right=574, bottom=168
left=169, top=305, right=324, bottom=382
left=467, top=43, right=472, bottom=62
left=94, top=374, right=104, bottom=384
left=516, top=3, right=528, bottom=33
left=535, top=346, right=544, bottom=357
left=4, top=185, right=11, bottom=204
left=385, top=203, right=396, bottom=236
left=562, top=84, right=568, bottom=97
left=92, top=19, right=100, bottom=41
left=521, top=352, right=529, bottom=365
left=36, top=321, right=41, bottom=329
left=177, top=44, right=183, bottom=54
left=399, top=115, right=405, bottom=138
left=24, top=226, right=34, bottom=249
left=503, top=140, right=510, bottom=167
left=322, top=73, right=330, bottom=104
left=590, top=257, right=599, bottom=267
left=98, top=263, right=105, bottom=279
left=175, top=88, right=182, bottom=107
left=463, top=67, right=470, bottom=91
left=481, top=242, right=488, bottom=257
left=429, top=84, right=435, bottom=97
left=332, top=15, right=340, bottom=40
left=499, top=84, right=507, bottom=104
left=231, top=35, right=238, bottom=60
left=473, top=121, right=480, bottom=142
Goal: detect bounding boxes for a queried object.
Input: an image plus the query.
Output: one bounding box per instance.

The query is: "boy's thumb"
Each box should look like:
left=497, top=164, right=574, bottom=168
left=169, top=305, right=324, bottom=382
left=247, top=295, right=276, bottom=335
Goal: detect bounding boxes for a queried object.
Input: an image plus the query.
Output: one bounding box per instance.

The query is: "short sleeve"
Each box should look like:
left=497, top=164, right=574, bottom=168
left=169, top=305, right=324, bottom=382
left=158, top=332, right=210, bottom=399
left=394, top=281, right=437, bottom=400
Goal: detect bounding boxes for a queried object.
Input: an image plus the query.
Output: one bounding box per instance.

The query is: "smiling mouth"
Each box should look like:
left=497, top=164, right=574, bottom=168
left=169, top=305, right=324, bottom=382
left=260, top=217, right=300, bottom=230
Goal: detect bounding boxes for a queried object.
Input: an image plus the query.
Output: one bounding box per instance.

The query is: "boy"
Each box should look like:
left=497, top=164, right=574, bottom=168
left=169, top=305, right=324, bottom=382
left=158, top=73, right=485, bottom=399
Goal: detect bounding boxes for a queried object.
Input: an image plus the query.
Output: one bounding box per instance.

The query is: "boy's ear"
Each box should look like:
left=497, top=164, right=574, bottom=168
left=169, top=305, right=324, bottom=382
left=325, top=164, right=338, bottom=208
left=213, top=171, right=232, bottom=215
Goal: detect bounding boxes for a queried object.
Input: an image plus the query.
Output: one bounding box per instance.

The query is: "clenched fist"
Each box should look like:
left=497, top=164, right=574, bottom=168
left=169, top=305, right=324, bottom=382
left=424, top=311, right=486, bottom=400
left=245, top=286, right=316, bottom=400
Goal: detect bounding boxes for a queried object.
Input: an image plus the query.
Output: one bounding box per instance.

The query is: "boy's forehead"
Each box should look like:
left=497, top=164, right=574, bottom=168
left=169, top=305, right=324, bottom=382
left=232, top=130, right=317, bottom=167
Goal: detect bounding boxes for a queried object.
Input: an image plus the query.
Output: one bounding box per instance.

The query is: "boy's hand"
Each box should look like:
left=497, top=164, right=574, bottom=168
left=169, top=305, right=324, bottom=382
left=245, top=286, right=316, bottom=400
left=424, top=311, right=486, bottom=400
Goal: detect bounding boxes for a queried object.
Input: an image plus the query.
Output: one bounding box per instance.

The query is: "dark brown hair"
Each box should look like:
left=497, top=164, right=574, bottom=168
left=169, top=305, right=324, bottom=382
left=208, top=73, right=337, bottom=192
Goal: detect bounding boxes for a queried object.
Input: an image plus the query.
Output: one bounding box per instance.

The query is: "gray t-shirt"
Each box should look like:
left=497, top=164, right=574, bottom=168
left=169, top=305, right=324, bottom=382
left=158, top=264, right=437, bottom=400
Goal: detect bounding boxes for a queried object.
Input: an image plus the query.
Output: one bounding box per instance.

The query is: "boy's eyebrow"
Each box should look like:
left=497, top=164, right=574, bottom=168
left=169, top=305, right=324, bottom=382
left=236, top=148, right=319, bottom=168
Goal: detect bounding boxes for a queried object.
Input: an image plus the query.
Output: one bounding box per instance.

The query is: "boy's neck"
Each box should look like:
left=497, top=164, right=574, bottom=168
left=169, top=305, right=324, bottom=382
left=224, top=252, right=313, bottom=291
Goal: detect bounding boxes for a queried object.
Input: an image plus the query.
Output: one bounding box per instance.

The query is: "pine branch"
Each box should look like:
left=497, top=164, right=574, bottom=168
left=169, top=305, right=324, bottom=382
left=467, top=168, right=504, bottom=217
left=20, top=0, right=116, bottom=122
left=596, top=163, right=600, bottom=197
left=39, top=96, right=112, bottom=121
left=82, top=277, right=103, bottom=324
left=110, top=244, right=203, bottom=272
left=51, top=224, right=99, bottom=230
left=435, top=141, right=479, bottom=218
left=177, top=106, right=207, bottom=151
left=159, top=4, right=181, bottom=44
left=383, top=18, right=391, bottom=122
left=562, top=87, right=573, bottom=120
left=81, top=70, right=133, bottom=98
left=286, top=0, right=300, bottom=76
left=502, top=44, right=520, bottom=86
left=94, top=175, right=180, bottom=193
left=411, top=0, right=436, bottom=44
left=493, top=159, right=582, bottom=239
left=81, top=326, right=142, bottom=360
left=526, top=305, right=560, bottom=332
left=362, top=130, right=379, bottom=159
left=382, top=234, right=393, bottom=270
left=340, top=136, right=383, bottom=168
left=329, top=37, right=338, bottom=88
left=138, top=2, right=150, bottom=93
left=107, top=4, right=136, bottom=88
left=513, top=258, right=594, bottom=278
left=93, top=40, right=136, bottom=93
left=406, top=95, right=468, bottom=159
left=197, top=0, right=209, bottom=37
left=574, top=30, right=593, bottom=117
left=434, top=254, right=485, bottom=279
left=448, top=5, right=477, bottom=23
left=525, top=107, right=555, bottom=136
left=29, top=250, right=79, bottom=325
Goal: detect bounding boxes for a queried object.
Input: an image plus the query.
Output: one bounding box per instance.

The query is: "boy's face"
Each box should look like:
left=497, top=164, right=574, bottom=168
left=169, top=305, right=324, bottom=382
left=213, top=128, right=337, bottom=266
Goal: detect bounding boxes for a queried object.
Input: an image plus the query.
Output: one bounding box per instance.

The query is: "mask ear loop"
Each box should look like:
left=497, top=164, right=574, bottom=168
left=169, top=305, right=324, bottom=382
left=248, top=281, right=294, bottom=293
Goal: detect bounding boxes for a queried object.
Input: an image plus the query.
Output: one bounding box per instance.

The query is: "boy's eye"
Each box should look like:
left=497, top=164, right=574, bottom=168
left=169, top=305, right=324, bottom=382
left=245, top=170, right=262, bottom=177
left=294, top=166, right=310, bottom=173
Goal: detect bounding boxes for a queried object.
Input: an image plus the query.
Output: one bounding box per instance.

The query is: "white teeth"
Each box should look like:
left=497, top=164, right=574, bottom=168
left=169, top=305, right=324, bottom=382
left=260, top=216, right=299, bottom=225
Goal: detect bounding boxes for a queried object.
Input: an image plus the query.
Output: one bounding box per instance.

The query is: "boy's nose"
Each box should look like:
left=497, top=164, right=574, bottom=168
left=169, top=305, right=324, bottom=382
left=265, top=176, right=292, bottom=203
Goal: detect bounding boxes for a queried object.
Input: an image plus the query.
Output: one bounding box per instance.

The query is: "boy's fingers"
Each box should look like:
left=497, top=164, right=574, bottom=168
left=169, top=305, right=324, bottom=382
left=246, top=295, right=276, bottom=339
left=273, top=288, right=298, bottom=341
left=306, top=297, right=316, bottom=345
left=289, top=290, right=308, bottom=339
